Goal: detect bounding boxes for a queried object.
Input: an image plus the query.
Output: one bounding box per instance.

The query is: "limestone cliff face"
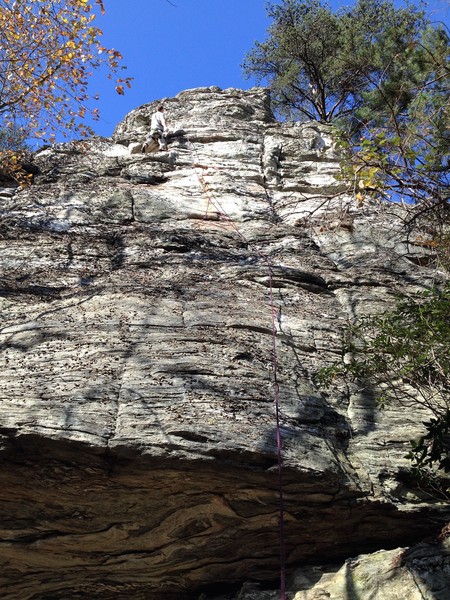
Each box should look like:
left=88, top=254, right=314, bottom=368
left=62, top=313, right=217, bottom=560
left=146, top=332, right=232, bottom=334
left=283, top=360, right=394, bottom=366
left=0, top=87, right=449, bottom=600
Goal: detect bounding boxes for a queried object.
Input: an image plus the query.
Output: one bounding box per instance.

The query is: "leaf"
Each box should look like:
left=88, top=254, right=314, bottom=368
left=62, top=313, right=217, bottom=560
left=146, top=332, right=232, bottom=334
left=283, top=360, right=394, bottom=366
left=0, top=0, right=129, bottom=142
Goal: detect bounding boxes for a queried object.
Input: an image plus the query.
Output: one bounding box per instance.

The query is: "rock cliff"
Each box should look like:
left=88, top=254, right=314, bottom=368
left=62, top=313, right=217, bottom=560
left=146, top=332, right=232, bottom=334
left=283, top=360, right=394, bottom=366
left=0, top=87, right=449, bottom=599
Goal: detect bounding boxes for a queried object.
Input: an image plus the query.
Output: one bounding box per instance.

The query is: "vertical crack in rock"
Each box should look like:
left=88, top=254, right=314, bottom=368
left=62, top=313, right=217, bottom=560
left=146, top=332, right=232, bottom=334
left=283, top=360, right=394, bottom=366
left=259, top=129, right=282, bottom=225
left=0, top=87, right=449, bottom=599
left=129, top=188, right=136, bottom=221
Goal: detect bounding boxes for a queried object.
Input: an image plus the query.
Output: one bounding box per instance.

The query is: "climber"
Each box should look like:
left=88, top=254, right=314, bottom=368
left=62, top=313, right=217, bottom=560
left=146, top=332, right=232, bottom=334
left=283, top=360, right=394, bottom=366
left=144, top=105, right=169, bottom=152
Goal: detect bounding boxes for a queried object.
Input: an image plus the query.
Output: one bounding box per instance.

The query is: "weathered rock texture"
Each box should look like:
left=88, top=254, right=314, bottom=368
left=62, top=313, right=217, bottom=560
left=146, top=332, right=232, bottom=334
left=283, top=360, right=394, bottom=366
left=290, top=536, right=450, bottom=600
left=0, top=87, right=449, bottom=599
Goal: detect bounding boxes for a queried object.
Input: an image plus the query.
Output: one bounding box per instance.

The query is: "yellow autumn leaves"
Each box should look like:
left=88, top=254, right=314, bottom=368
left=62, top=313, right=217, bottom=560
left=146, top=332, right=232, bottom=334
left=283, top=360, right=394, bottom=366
left=0, top=0, right=131, bottom=184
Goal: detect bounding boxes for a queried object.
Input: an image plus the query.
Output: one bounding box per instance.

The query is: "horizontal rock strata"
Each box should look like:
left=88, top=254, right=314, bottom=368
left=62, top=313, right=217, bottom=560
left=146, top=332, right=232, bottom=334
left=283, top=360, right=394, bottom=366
left=0, top=87, right=448, bottom=599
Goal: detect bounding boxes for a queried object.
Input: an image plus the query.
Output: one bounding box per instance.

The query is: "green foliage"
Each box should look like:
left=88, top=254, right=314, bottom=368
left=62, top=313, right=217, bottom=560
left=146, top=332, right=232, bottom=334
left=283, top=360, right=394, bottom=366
left=243, top=0, right=427, bottom=123
left=317, top=281, right=450, bottom=481
left=342, top=21, right=450, bottom=209
left=243, top=0, right=450, bottom=213
left=0, top=123, right=29, bottom=153
left=406, top=412, right=450, bottom=474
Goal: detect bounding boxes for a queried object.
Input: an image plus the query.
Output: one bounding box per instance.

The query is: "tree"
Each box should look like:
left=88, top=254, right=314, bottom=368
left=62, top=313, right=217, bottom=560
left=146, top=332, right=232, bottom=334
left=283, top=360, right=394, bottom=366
left=243, top=0, right=450, bottom=215
left=317, top=278, right=450, bottom=491
left=242, top=0, right=427, bottom=123
left=0, top=123, right=29, bottom=153
left=0, top=0, right=131, bottom=182
left=340, top=22, right=450, bottom=215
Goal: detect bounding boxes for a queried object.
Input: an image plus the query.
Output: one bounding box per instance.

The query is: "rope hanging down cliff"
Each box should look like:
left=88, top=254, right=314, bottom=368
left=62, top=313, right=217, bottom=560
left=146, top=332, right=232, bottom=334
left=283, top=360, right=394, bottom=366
left=187, top=136, right=287, bottom=600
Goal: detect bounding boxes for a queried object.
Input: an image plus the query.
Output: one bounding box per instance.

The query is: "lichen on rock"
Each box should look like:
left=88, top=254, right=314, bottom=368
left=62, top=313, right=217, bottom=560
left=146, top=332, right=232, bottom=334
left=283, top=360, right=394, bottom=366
left=0, top=87, right=448, bottom=599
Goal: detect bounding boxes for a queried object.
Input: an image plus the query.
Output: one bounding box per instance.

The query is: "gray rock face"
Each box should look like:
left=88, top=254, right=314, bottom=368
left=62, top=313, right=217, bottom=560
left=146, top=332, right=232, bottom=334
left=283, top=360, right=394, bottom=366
left=0, top=87, right=448, bottom=599
left=289, top=535, right=450, bottom=600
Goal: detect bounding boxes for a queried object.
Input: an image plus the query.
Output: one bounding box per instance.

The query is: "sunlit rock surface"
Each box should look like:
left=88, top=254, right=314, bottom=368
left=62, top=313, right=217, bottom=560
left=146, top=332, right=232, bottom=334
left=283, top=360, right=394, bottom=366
left=0, top=87, right=448, bottom=599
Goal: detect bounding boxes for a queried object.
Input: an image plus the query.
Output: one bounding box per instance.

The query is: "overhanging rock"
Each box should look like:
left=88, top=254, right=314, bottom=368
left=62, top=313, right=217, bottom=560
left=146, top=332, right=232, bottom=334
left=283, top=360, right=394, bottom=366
left=0, top=87, right=448, bottom=599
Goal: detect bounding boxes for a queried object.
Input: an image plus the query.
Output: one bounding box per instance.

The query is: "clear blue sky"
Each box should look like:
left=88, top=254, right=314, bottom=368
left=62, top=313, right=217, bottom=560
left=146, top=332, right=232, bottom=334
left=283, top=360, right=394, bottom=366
left=87, top=0, right=271, bottom=137
left=86, top=0, right=450, bottom=139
